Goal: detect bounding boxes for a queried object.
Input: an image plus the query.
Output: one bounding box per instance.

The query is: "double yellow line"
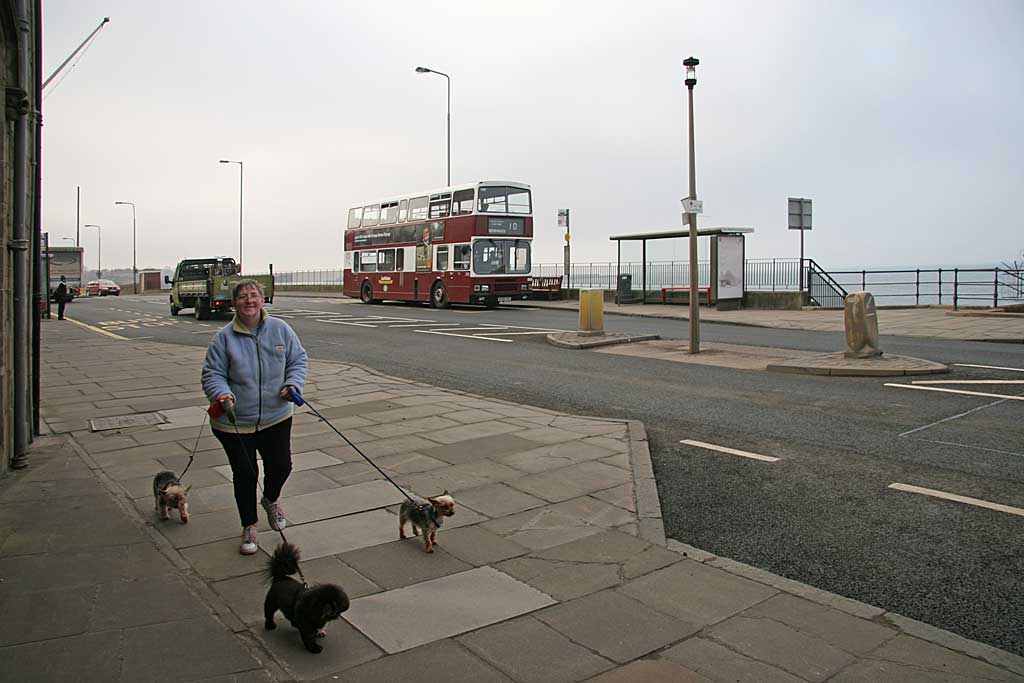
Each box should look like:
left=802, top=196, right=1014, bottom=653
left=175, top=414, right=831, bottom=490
left=64, top=317, right=128, bottom=340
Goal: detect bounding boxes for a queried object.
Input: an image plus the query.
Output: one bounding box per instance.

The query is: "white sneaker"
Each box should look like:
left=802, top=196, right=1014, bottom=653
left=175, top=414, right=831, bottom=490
left=261, top=496, right=287, bottom=531
left=239, top=524, right=258, bottom=555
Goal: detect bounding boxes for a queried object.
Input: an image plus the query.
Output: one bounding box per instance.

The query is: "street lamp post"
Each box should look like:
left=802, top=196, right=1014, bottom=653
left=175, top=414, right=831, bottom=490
left=84, top=224, right=101, bottom=278
left=683, top=56, right=700, bottom=354
left=219, top=160, right=244, bottom=268
left=114, top=201, right=137, bottom=293
left=415, top=66, right=451, bottom=186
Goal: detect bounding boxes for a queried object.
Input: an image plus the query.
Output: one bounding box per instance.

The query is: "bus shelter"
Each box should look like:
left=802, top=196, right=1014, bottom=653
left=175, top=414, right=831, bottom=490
left=608, top=227, right=753, bottom=307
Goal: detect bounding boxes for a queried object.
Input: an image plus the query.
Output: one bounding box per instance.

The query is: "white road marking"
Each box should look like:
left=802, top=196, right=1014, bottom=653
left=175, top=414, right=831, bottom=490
left=885, top=383, right=1024, bottom=401
left=888, top=483, right=1024, bottom=517
left=317, top=318, right=379, bottom=328
left=898, top=397, right=1013, bottom=436
left=679, top=439, right=780, bottom=462
left=388, top=322, right=461, bottom=327
left=192, top=329, right=217, bottom=334
left=911, top=380, right=1024, bottom=385
left=416, top=330, right=512, bottom=343
left=905, top=437, right=1024, bottom=459
left=954, top=363, right=1024, bottom=373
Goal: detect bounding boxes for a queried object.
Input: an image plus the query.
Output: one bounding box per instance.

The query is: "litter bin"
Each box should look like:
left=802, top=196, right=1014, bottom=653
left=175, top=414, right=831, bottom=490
left=617, top=274, right=634, bottom=303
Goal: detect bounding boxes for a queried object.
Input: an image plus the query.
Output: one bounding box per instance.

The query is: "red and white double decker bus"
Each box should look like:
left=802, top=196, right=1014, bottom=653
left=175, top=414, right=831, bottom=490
left=343, top=181, right=533, bottom=308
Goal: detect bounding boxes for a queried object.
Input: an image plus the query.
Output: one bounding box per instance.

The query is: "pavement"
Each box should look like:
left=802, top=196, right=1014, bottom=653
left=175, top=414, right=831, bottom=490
left=2, top=318, right=1024, bottom=682
left=508, top=298, right=1024, bottom=344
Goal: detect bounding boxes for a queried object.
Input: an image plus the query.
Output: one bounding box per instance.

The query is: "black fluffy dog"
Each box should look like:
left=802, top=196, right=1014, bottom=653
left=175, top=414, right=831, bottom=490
left=264, top=542, right=349, bottom=653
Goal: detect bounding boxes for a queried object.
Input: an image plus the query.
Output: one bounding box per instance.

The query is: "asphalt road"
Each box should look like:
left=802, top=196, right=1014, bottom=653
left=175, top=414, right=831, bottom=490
left=62, top=294, right=1024, bottom=656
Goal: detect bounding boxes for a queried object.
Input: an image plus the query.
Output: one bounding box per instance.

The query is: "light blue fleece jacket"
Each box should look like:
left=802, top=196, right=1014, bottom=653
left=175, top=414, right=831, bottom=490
left=201, top=310, right=308, bottom=432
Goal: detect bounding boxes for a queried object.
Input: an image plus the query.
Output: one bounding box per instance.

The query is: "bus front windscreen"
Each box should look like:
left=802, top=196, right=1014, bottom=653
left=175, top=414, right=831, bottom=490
left=473, top=239, right=531, bottom=275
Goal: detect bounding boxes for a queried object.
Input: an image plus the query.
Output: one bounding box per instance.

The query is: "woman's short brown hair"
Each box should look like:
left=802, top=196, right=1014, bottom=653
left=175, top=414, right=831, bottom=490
left=232, top=279, right=265, bottom=301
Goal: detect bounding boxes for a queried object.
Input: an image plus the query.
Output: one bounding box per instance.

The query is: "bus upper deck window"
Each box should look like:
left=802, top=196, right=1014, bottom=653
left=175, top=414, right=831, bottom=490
left=381, top=202, right=399, bottom=225
left=362, top=204, right=380, bottom=227
left=398, top=199, right=409, bottom=223
left=429, top=193, right=451, bottom=219
left=452, top=189, right=474, bottom=215
left=348, top=207, right=363, bottom=229
left=409, top=196, right=428, bottom=221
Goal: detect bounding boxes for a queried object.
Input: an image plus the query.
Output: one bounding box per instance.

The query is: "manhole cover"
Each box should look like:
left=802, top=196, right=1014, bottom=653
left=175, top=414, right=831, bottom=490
left=89, top=412, right=167, bottom=431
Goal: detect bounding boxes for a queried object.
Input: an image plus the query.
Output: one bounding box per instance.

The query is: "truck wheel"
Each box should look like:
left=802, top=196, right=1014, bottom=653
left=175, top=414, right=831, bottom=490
left=196, top=298, right=211, bottom=320
left=430, top=281, right=450, bottom=309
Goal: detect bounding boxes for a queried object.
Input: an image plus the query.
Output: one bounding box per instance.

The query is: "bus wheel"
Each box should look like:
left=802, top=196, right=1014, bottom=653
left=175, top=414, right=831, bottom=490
left=360, top=281, right=375, bottom=304
left=430, top=282, right=450, bottom=309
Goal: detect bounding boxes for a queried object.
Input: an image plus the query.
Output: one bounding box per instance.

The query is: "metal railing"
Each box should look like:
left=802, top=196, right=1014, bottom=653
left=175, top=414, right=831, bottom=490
left=533, top=258, right=801, bottom=292
left=806, top=259, right=847, bottom=308
left=816, top=267, right=1024, bottom=309
left=258, top=261, right=1024, bottom=310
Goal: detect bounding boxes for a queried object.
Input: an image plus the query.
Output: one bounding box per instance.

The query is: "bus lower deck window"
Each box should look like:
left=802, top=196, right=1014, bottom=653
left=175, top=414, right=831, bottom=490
left=453, top=244, right=471, bottom=270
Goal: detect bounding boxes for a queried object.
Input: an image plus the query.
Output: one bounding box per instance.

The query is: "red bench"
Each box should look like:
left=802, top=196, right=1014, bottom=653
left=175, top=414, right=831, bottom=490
left=530, top=276, right=563, bottom=300
left=661, top=286, right=711, bottom=305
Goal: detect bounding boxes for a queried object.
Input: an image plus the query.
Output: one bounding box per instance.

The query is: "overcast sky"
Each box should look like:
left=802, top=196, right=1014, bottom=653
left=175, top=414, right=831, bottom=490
left=43, top=1, right=1023, bottom=273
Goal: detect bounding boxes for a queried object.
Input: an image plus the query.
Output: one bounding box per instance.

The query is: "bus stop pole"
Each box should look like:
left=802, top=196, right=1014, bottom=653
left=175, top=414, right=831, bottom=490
left=685, top=60, right=700, bottom=353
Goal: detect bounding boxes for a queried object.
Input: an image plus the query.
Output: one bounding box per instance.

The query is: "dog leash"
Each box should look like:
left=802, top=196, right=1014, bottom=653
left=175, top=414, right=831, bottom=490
left=283, top=387, right=425, bottom=509
left=177, top=419, right=205, bottom=481
left=216, top=398, right=309, bottom=587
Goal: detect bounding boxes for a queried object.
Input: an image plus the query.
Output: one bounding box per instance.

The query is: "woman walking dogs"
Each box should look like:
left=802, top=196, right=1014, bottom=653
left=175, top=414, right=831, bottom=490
left=202, top=280, right=308, bottom=555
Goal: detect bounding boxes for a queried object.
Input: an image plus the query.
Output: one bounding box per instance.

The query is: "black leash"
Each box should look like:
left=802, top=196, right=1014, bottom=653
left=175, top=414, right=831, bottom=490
left=177, top=419, right=204, bottom=481
left=220, top=400, right=309, bottom=587
left=283, top=387, right=419, bottom=506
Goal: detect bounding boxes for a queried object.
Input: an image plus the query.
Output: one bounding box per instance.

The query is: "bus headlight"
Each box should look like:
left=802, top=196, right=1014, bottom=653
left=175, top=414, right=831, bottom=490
left=521, top=283, right=529, bottom=290
left=475, top=284, right=490, bottom=292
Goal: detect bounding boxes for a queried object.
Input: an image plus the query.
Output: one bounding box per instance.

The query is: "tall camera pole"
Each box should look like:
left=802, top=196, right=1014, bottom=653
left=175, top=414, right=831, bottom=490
left=684, top=57, right=701, bottom=354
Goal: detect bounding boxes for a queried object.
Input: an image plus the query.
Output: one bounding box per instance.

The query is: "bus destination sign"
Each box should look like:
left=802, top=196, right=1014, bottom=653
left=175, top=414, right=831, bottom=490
left=487, top=217, right=525, bottom=236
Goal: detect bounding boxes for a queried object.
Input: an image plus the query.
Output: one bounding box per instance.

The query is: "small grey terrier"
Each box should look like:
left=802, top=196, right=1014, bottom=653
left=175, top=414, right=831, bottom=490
left=399, top=491, right=456, bottom=553
left=153, top=470, right=191, bottom=523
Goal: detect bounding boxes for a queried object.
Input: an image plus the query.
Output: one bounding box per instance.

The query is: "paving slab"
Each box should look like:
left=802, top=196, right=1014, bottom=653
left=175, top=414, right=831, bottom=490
left=91, top=574, right=210, bottom=630
left=454, top=482, right=547, bottom=518
left=255, top=509, right=397, bottom=560
left=0, top=630, right=123, bottom=683
left=419, top=433, right=543, bottom=465
left=339, top=539, right=472, bottom=589
left=457, top=615, right=614, bottom=682
left=0, top=584, right=97, bottom=646
left=428, top=524, right=530, bottom=566
left=708, top=615, right=857, bottom=682
left=480, top=501, right=612, bottom=551
left=213, top=449, right=343, bottom=481
left=661, top=636, right=805, bottom=683
left=254, top=614, right=384, bottom=681
left=283, top=480, right=407, bottom=525
left=121, top=616, right=262, bottom=683
left=861, top=634, right=1023, bottom=682
left=495, top=440, right=618, bottom=474
left=585, top=659, right=711, bottom=682
left=181, top=538, right=270, bottom=581
left=534, top=588, right=700, bottom=664
left=746, top=593, right=897, bottom=655
left=496, top=555, right=622, bottom=601
left=329, top=638, right=513, bottom=683
left=620, top=559, right=778, bottom=625
left=509, top=460, right=631, bottom=502
left=344, top=566, right=555, bottom=653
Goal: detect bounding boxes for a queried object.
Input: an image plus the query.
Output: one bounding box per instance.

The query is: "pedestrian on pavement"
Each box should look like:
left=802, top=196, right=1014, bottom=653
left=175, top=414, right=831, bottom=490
left=201, top=279, right=308, bottom=555
left=55, top=275, right=69, bottom=320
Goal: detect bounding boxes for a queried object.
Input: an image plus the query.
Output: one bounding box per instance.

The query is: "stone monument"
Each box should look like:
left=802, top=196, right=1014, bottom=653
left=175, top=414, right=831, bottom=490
left=844, top=291, right=882, bottom=358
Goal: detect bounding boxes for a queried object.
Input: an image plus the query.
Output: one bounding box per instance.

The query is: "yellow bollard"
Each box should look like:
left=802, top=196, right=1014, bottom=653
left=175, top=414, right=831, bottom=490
left=578, top=289, right=605, bottom=337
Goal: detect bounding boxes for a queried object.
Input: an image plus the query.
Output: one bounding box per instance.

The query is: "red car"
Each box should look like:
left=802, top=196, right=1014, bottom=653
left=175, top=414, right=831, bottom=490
left=85, top=279, right=121, bottom=296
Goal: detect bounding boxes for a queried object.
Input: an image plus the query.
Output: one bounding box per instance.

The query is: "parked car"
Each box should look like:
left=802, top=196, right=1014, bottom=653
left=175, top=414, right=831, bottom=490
left=86, top=279, right=121, bottom=296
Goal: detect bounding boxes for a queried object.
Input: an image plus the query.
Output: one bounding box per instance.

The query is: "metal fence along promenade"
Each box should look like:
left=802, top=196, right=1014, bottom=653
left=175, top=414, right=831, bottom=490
left=258, top=260, right=1022, bottom=308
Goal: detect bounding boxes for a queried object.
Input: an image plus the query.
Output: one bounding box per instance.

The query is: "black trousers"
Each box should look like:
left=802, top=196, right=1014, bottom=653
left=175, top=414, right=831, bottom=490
left=213, top=417, right=293, bottom=528
left=57, top=299, right=66, bottom=319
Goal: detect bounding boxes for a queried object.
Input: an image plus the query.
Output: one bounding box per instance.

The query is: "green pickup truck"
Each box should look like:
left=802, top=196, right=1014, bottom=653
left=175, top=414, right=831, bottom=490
left=165, top=257, right=274, bottom=319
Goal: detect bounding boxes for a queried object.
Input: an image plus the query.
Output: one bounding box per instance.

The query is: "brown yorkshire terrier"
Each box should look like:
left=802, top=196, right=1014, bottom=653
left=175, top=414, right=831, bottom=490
left=399, top=490, right=456, bottom=553
left=153, top=470, right=191, bottom=523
